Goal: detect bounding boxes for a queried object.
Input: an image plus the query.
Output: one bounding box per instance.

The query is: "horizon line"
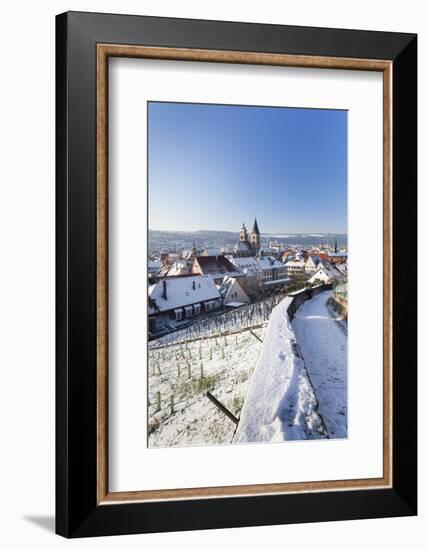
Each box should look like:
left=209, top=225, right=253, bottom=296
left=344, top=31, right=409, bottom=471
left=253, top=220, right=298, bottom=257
left=149, top=228, right=348, bottom=235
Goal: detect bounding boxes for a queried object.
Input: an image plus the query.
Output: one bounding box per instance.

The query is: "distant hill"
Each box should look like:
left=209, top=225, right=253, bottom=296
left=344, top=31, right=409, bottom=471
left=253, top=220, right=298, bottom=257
left=149, top=229, right=347, bottom=251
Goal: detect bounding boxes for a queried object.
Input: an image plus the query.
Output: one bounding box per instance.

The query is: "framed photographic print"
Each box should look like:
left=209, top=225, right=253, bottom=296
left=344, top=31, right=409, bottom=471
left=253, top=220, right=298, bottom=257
left=56, top=11, right=417, bottom=538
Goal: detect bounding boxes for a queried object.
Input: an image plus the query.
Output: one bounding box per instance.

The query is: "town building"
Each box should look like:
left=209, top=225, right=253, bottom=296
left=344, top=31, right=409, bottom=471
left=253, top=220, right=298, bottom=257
left=158, top=259, right=191, bottom=277
left=307, top=263, right=346, bottom=284
left=148, top=275, right=222, bottom=333
left=335, top=263, right=348, bottom=277
left=233, top=218, right=261, bottom=257
left=218, top=276, right=251, bottom=307
left=230, top=256, right=289, bottom=294
left=305, top=255, right=323, bottom=274
left=192, top=255, right=243, bottom=285
left=259, top=256, right=289, bottom=286
left=158, top=246, right=197, bottom=277
left=281, top=250, right=294, bottom=263
left=148, top=259, right=161, bottom=275
left=326, top=252, right=348, bottom=265
left=284, top=258, right=306, bottom=277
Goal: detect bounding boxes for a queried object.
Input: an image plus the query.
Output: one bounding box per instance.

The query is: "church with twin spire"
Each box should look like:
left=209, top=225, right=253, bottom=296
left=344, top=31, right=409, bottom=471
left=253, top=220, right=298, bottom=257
left=234, top=218, right=261, bottom=257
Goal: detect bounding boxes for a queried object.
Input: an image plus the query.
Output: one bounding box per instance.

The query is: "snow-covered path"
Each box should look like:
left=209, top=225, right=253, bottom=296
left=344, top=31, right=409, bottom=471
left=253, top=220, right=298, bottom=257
left=292, top=291, right=347, bottom=439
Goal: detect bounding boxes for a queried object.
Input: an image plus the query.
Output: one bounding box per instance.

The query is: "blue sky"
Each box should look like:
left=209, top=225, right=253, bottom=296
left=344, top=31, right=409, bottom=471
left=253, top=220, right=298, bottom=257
left=148, top=102, right=347, bottom=234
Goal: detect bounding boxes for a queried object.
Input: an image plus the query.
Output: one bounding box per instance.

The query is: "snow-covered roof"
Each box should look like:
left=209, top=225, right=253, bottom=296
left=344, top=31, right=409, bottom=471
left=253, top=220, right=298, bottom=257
left=230, top=257, right=259, bottom=269
left=234, top=241, right=252, bottom=251
left=164, top=259, right=190, bottom=276
left=285, top=259, right=305, bottom=267
left=231, top=256, right=284, bottom=272
left=148, top=259, right=161, bottom=271
left=306, top=255, right=322, bottom=266
left=181, top=249, right=195, bottom=260
left=335, top=263, right=348, bottom=275
left=218, top=275, right=248, bottom=302
left=195, top=255, right=242, bottom=278
left=217, top=276, right=233, bottom=297
left=308, top=263, right=345, bottom=283
left=258, top=256, right=284, bottom=269
left=149, top=275, right=221, bottom=314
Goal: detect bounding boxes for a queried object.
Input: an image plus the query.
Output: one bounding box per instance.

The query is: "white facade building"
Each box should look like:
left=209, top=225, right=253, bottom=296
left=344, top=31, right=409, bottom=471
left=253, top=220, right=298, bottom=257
left=218, top=276, right=251, bottom=307
left=149, top=275, right=221, bottom=329
left=230, top=256, right=289, bottom=290
left=308, top=263, right=346, bottom=284
left=284, top=258, right=306, bottom=275
left=305, top=255, right=323, bottom=274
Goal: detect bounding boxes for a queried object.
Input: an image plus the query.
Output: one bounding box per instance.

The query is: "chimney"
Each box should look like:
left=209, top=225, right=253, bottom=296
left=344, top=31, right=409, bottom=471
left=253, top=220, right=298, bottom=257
left=162, top=280, right=167, bottom=300
left=192, top=280, right=196, bottom=290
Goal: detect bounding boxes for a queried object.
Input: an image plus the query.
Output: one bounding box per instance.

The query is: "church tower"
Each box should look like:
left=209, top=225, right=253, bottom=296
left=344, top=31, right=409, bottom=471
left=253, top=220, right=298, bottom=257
left=240, top=223, right=248, bottom=242
left=250, top=217, right=261, bottom=253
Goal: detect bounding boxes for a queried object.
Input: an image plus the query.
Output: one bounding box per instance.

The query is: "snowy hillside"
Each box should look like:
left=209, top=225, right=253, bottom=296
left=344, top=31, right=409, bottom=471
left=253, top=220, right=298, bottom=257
left=148, top=289, right=347, bottom=447
left=148, top=328, right=265, bottom=447
left=150, top=294, right=284, bottom=347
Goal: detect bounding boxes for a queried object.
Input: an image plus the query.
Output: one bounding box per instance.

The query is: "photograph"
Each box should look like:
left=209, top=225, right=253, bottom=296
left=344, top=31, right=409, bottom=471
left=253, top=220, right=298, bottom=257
left=147, top=101, right=348, bottom=448
left=49, top=6, right=417, bottom=540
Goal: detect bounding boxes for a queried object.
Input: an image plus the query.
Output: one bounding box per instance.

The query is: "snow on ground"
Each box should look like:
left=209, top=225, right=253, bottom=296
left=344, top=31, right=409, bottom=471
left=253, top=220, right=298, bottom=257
left=234, top=298, right=327, bottom=443
left=150, top=294, right=286, bottom=348
left=148, top=288, right=346, bottom=447
left=148, top=327, right=265, bottom=447
left=292, top=290, right=347, bottom=439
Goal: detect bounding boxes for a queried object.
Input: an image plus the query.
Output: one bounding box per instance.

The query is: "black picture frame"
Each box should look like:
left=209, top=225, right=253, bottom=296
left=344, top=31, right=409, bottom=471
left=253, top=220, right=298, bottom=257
left=56, top=11, right=417, bottom=538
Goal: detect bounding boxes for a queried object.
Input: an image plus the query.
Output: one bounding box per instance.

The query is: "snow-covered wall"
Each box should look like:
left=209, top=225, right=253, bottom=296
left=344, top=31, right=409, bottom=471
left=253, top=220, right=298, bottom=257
left=234, top=295, right=327, bottom=443
left=287, top=283, right=332, bottom=321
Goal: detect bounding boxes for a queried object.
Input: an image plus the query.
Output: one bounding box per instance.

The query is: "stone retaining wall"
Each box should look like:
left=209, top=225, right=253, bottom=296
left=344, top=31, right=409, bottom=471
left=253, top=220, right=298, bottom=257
left=287, top=283, right=333, bottom=321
